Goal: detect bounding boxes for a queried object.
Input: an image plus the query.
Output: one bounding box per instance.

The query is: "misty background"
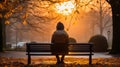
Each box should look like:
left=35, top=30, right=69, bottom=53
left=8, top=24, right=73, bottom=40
left=5, top=0, right=112, bottom=49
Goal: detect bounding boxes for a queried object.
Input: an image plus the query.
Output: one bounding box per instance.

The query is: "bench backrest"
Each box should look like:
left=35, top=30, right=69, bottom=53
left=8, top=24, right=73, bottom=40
left=26, top=43, right=93, bottom=52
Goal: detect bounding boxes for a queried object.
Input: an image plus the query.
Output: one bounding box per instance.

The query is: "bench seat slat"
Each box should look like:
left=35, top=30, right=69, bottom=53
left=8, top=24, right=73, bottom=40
left=26, top=54, right=93, bottom=56
left=26, top=52, right=93, bottom=55
left=28, top=50, right=92, bottom=52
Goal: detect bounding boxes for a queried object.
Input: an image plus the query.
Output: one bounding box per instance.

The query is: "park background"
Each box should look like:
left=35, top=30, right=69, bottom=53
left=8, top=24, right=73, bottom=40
left=0, top=0, right=120, bottom=67
left=2, top=0, right=112, bottom=50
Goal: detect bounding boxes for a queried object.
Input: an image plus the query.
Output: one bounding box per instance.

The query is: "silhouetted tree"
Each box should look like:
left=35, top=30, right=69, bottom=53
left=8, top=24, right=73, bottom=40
left=0, top=0, right=25, bottom=51
left=106, top=0, right=120, bottom=54
left=0, top=0, right=8, bottom=51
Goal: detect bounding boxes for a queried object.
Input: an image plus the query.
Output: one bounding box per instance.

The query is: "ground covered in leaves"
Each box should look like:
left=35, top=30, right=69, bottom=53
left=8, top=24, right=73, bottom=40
left=0, top=57, right=120, bottom=67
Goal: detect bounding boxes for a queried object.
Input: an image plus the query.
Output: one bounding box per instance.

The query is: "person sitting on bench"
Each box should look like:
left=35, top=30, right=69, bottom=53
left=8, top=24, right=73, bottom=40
left=51, top=22, right=69, bottom=64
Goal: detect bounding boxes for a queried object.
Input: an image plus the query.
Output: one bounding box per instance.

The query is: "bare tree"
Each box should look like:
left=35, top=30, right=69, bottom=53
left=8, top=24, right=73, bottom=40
left=88, top=0, right=112, bottom=35
left=0, top=0, right=27, bottom=51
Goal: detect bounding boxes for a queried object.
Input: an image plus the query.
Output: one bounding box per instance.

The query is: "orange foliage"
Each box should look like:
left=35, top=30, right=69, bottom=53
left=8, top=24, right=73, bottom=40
left=0, top=57, right=120, bottom=67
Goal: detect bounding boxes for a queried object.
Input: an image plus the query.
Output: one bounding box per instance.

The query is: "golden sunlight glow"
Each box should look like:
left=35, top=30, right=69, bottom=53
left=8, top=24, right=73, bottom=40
left=55, top=1, right=76, bottom=15
left=5, top=20, right=10, bottom=25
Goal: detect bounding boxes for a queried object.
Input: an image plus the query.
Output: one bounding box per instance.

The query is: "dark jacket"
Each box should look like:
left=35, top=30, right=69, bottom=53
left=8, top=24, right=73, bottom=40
left=51, top=22, right=69, bottom=54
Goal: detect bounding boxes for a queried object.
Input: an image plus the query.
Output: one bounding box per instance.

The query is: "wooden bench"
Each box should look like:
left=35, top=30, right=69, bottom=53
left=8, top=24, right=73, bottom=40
left=26, top=43, right=93, bottom=64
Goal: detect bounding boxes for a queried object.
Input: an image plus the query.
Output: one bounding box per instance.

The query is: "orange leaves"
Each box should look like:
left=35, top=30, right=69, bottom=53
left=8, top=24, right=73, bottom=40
left=0, top=14, right=2, bottom=18
left=0, top=3, right=3, bottom=8
left=22, top=13, right=28, bottom=19
left=22, top=20, right=27, bottom=25
left=0, top=57, right=120, bottom=67
left=5, top=20, right=10, bottom=25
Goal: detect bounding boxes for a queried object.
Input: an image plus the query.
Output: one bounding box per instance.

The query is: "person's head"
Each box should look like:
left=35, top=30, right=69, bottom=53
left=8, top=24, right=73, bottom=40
left=56, top=22, right=64, bottom=30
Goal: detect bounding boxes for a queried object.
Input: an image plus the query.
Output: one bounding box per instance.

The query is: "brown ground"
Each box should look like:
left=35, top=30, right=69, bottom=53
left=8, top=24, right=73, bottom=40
left=0, top=57, right=120, bottom=67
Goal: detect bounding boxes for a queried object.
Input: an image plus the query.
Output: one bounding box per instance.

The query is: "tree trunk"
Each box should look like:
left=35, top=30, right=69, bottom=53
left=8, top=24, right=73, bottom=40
left=107, top=0, right=120, bottom=54
left=0, top=11, right=6, bottom=52
left=0, top=18, right=3, bottom=52
left=0, top=18, right=6, bottom=52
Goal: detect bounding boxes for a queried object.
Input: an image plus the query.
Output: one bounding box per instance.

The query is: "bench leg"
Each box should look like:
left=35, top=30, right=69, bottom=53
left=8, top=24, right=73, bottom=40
left=89, top=55, right=92, bottom=64
left=28, top=55, right=31, bottom=64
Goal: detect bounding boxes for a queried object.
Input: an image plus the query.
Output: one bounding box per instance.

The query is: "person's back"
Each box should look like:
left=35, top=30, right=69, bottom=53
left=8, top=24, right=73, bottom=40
left=51, top=22, right=69, bottom=64
left=52, top=30, right=68, bottom=43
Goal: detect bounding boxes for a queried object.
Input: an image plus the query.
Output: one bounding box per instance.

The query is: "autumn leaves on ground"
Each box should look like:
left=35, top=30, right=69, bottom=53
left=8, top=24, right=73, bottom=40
left=0, top=57, right=120, bottom=67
